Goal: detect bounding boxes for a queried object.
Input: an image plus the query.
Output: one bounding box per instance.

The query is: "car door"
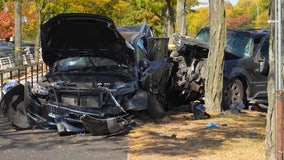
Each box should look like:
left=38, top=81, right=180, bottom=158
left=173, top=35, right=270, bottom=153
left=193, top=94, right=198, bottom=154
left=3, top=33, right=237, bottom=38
left=248, top=35, right=269, bottom=100
left=223, top=34, right=268, bottom=101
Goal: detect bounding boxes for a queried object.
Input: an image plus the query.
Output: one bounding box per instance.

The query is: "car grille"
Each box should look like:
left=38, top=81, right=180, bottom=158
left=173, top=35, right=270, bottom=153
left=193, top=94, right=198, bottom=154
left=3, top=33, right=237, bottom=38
left=45, top=102, right=105, bottom=118
left=45, top=103, right=71, bottom=115
left=61, top=94, right=100, bottom=108
left=54, top=89, right=105, bottom=109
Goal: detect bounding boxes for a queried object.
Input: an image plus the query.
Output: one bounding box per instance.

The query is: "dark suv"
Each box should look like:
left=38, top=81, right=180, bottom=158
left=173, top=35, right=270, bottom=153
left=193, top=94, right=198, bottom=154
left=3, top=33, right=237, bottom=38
left=170, top=28, right=269, bottom=110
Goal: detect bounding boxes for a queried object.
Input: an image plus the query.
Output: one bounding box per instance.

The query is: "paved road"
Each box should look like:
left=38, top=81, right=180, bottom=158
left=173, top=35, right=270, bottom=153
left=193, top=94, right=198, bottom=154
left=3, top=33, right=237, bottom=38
left=0, top=114, right=129, bottom=160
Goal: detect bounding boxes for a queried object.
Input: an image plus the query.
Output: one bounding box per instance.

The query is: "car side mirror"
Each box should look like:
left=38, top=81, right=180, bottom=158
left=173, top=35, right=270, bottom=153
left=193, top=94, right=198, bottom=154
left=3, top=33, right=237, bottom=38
left=147, top=37, right=169, bottom=61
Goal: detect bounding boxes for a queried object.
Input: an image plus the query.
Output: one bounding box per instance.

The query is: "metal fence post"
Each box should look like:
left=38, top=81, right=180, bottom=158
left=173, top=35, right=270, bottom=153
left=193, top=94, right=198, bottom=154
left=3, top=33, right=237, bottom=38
left=276, top=90, right=284, bottom=160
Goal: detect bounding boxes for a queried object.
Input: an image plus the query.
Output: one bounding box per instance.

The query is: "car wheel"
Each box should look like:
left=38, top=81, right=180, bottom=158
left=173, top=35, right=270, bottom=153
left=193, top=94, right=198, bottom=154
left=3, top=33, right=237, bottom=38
left=222, top=79, right=246, bottom=111
left=147, top=93, right=165, bottom=119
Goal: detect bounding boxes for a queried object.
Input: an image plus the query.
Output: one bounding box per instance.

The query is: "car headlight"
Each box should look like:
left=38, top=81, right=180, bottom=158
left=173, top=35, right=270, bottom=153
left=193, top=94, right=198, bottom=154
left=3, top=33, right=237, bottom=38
left=34, top=84, right=49, bottom=97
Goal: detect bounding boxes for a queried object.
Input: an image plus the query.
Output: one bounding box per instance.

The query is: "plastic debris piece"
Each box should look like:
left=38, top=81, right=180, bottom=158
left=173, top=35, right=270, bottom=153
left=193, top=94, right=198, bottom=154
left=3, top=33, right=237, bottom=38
left=206, top=123, right=220, bottom=128
left=2, top=80, right=19, bottom=94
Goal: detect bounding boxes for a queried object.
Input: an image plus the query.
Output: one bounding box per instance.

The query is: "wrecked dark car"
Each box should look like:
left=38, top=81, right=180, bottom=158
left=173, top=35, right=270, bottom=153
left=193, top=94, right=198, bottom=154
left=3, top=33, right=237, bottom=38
left=170, top=27, right=269, bottom=111
left=0, top=13, right=173, bottom=136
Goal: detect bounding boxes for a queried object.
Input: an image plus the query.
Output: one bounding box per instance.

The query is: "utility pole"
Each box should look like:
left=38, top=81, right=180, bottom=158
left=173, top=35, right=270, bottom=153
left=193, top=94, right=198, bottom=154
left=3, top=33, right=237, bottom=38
left=265, top=1, right=283, bottom=159
left=275, top=0, right=283, bottom=159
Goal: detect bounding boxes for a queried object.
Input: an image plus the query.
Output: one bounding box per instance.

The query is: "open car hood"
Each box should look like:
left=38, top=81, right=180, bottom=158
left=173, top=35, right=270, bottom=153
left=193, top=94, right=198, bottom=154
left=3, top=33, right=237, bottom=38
left=41, top=13, right=132, bottom=66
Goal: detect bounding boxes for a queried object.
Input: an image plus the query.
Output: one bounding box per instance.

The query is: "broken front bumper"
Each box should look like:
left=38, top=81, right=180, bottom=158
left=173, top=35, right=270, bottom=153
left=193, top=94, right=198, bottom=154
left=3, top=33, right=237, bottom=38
left=0, top=82, right=132, bottom=136
left=43, top=101, right=131, bottom=135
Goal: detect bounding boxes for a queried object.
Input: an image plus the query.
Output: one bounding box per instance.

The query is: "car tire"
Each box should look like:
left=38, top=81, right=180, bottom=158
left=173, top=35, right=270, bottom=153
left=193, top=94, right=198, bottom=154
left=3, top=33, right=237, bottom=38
left=147, top=93, right=165, bottom=119
left=222, top=78, right=246, bottom=111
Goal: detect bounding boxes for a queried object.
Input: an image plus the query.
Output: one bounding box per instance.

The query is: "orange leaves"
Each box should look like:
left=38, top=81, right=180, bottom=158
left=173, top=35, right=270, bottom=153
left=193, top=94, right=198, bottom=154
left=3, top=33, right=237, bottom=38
left=227, top=14, right=250, bottom=29
left=0, top=10, right=14, bottom=39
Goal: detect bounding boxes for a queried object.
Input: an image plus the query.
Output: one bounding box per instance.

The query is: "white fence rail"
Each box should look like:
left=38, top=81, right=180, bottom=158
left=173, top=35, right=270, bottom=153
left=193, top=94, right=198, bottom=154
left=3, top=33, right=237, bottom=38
left=0, top=58, right=47, bottom=98
left=0, top=54, right=43, bottom=71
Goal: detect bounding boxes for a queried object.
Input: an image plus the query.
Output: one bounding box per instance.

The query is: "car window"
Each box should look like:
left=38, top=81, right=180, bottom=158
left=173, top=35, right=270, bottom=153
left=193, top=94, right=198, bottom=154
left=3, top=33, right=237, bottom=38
left=253, top=37, right=262, bottom=53
left=53, top=57, right=131, bottom=72
left=226, top=31, right=252, bottom=57
left=195, top=28, right=210, bottom=43
left=0, top=42, right=13, bottom=48
left=196, top=28, right=253, bottom=57
left=260, top=38, right=269, bottom=58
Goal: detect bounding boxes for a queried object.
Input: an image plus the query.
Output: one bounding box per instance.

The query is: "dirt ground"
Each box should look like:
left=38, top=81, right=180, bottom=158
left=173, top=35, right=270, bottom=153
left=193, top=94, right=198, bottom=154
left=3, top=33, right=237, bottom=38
left=128, top=109, right=266, bottom=160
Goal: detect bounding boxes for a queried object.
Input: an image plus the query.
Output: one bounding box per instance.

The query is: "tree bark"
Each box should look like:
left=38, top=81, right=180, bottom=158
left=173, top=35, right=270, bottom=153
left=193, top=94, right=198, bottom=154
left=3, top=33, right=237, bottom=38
left=177, top=0, right=186, bottom=36
left=34, top=17, right=41, bottom=63
left=34, top=0, right=43, bottom=63
left=205, top=0, right=226, bottom=113
left=14, top=0, right=22, bottom=66
left=34, top=0, right=50, bottom=63
left=162, top=0, right=175, bottom=44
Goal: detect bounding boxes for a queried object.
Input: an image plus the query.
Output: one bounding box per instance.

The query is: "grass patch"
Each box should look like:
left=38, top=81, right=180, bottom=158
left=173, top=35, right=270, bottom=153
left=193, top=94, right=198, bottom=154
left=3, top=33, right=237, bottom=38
left=129, top=110, right=266, bottom=160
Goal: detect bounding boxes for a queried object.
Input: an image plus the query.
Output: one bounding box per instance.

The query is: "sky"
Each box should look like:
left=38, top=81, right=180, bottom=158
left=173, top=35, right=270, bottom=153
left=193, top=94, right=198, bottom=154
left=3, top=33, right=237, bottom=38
left=198, top=0, right=239, bottom=6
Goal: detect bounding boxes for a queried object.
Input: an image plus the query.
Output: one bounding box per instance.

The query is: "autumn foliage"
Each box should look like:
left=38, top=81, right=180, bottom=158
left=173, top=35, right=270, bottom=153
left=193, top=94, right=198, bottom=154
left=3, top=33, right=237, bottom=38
left=227, top=14, right=250, bottom=29
left=187, top=0, right=269, bottom=36
left=0, top=10, right=14, bottom=40
left=0, top=0, right=269, bottom=41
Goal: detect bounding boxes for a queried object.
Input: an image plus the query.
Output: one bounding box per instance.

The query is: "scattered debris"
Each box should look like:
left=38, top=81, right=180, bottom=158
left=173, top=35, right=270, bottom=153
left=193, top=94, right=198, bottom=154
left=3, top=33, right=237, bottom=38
left=206, top=123, right=227, bottom=128
left=249, top=130, right=258, bottom=135
left=256, top=113, right=266, bottom=117
left=224, top=100, right=245, bottom=114
left=191, top=101, right=210, bottom=119
left=149, top=131, right=177, bottom=139
left=206, top=123, right=219, bottom=128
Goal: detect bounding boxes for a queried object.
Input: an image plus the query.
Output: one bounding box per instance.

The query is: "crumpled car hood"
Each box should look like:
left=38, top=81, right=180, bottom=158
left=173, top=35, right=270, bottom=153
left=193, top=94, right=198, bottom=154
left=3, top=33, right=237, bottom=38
left=172, top=33, right=242, bottom=60
left=41, top=13, right=133, bottom=66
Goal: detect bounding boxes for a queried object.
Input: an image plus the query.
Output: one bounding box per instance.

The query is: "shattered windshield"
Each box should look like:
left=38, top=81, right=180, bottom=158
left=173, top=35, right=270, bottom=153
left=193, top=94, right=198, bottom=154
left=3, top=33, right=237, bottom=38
left=52, top=57, right=133, bottom=74
left=196, top=28, right=253, bottom=57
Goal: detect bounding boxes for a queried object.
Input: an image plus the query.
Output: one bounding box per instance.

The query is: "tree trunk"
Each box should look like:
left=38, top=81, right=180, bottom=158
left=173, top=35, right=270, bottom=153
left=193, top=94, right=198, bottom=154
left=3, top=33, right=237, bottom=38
left=162, top=7, right=168, bottom=38
left=34, top=0, right=50, bottom=63
left=205, top=0, right=226, bottom=113
left=177, top=0, right=186, bottom=36
left=34, top=17, right=41, bottom=63
left=14, top=0, right=22, bottom=66
left=162, top=0, right=175, bottom=44
left=34, top=0, right=43, bottom=64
